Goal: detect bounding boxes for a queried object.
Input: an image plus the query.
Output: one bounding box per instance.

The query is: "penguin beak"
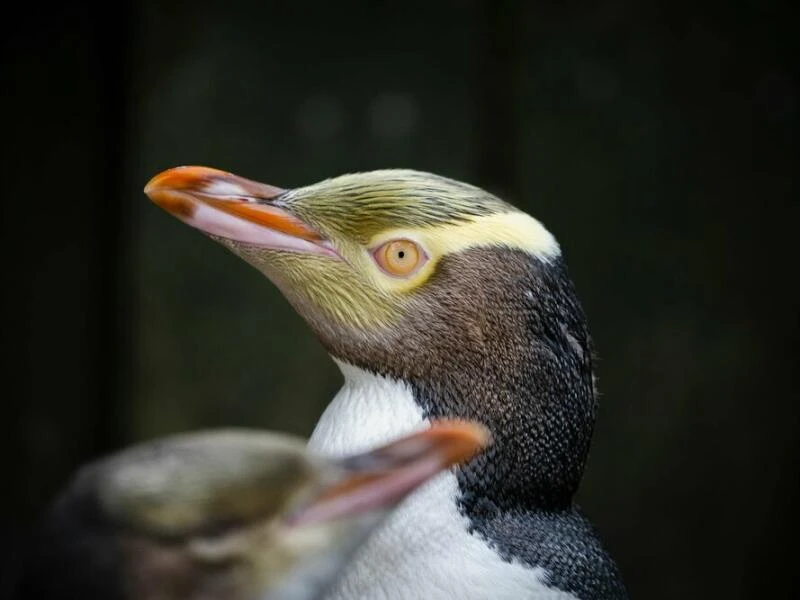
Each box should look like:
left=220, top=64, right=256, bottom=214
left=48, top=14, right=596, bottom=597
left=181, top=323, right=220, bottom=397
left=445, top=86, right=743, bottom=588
left=144, top=166, right=337, bottom=257
left=287, top=421, right=490, bottom=527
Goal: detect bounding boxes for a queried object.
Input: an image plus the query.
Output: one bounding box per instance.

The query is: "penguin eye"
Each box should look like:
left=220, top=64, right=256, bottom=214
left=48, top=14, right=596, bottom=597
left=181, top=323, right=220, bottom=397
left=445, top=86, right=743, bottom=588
left=373, top=239, right=426, bottom=277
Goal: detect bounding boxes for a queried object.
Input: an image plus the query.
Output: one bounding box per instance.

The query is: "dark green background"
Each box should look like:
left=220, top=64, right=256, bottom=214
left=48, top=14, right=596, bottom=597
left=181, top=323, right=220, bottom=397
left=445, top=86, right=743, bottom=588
left=4, top=1, right=797, bottom=598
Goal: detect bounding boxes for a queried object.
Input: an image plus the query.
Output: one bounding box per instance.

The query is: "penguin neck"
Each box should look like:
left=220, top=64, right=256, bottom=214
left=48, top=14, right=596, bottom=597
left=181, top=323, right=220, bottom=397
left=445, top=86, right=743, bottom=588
left=308, top=353, right=587, bottom=514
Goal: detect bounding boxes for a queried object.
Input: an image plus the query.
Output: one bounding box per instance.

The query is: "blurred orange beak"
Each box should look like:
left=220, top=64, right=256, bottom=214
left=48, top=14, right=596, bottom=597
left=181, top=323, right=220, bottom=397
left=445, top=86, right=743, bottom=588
left=288, top=420, right=491, bottom=527
left=144, top=166, right=336, bottom=256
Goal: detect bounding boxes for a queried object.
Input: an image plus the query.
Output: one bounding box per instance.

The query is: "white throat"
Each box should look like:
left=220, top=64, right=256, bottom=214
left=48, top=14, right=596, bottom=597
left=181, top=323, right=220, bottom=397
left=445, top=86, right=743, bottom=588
left=306, top=361, right=573, bottom=600
left=307, top=359, right=427, bottom=457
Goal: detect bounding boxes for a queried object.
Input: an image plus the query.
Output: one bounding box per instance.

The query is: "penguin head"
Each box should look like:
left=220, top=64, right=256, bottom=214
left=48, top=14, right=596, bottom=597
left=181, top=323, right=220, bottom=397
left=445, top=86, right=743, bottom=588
left=16, top=422, right=488, bottom=600
left=145, top=166, right=559, bottom=368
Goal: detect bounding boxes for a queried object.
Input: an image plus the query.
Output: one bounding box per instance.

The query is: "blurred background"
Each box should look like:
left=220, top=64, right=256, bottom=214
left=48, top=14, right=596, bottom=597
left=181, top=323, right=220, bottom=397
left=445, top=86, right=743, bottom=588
left=3, top=0, right=797, bottom=598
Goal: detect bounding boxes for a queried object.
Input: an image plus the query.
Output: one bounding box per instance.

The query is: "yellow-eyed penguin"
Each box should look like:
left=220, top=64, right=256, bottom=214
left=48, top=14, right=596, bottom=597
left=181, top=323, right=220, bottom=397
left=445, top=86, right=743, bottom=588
left=144, top=166, right=628, bottom=599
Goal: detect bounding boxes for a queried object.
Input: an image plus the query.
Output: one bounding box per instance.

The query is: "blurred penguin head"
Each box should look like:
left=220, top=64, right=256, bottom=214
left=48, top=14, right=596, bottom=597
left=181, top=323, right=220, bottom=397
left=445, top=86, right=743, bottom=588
left=16, top=422, right=489, bottom=600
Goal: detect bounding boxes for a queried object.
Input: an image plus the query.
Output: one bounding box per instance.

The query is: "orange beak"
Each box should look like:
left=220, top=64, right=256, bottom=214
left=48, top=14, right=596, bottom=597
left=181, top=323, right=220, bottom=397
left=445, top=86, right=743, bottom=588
left=144, top=166, right=335, bottom=256
left=287, top=420, right=491, bottom=527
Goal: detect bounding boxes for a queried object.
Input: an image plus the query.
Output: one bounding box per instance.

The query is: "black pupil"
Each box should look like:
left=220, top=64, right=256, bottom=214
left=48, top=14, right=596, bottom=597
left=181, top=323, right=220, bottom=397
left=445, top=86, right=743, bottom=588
left=397, top=250, right=405, bottom=259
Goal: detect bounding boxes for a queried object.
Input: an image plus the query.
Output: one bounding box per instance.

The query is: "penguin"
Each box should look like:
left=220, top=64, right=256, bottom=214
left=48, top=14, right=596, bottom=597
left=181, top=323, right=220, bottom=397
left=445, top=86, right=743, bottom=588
left=13, top=422, right=488, bottom=600
left=144, top=166, right=628, bottom=599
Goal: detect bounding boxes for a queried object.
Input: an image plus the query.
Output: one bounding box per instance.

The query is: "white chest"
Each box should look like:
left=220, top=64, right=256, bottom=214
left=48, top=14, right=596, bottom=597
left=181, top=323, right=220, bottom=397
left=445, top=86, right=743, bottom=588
left=306, top=362, right=577, bottom=600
